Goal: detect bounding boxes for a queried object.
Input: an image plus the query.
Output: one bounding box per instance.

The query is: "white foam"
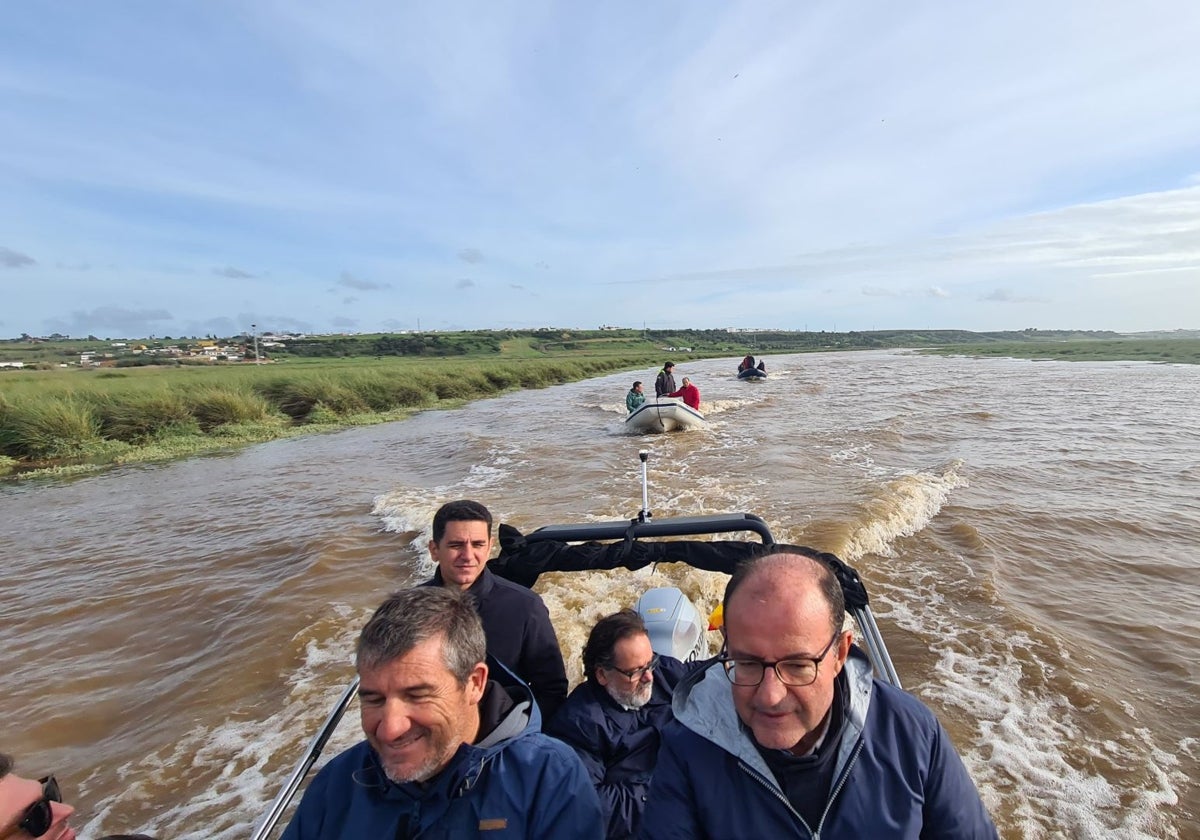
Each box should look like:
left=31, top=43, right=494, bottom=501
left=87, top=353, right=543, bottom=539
left=841, top=460, right=967, bottom=561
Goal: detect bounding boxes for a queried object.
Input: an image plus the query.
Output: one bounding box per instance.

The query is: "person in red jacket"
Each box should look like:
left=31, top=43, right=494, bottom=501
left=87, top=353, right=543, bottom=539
left=668, top=377, right=701, bottom=410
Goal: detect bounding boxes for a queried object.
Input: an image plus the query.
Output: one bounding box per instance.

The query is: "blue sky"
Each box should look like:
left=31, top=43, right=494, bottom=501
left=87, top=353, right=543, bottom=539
left=2, top=1, right=1199, bottom=338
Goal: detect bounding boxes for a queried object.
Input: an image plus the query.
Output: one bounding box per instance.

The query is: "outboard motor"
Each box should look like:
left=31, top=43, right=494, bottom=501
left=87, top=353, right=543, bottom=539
left=635, top=586, right=709, bottom=662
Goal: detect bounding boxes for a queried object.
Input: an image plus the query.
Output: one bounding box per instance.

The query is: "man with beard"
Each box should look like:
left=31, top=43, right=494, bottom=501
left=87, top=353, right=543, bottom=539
left=545, top=610, right=697, bottom=839
left=281, top=587, right=602, bottom=839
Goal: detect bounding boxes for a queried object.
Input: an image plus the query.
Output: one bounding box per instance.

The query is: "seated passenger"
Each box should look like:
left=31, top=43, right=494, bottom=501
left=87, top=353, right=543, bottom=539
left=421, top=500, right=569, bottom=720
left=546, top=610, right=696, bottom=839
left=756, top=359, right=766, bottom=372
left=667, top=377, right=701, bottom=410
left=738, top=354, right=755, bottom=373
left=281, top=587, right=603, bottom=839
left=626, top=381, right=646, bottom=413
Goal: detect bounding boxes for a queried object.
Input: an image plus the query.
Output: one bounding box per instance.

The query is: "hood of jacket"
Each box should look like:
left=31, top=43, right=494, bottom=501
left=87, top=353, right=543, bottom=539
left=671, top=645, right=875, bottom=789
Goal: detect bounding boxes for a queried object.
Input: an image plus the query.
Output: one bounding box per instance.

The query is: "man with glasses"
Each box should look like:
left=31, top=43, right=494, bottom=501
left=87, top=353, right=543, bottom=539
left=546, top=610, right=697, bottom=839
left=0, top=754, right=74, bottom=840
left=640, top=549, right=997, bottom=839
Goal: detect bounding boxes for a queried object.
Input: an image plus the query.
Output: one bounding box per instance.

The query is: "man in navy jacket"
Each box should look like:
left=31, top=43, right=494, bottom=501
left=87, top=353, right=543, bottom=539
left=422, top=500, right=569, bottom=721
left=281, top=587, right=602, bottom=839
left=639, top=549, right=998, bottom=839
left=546, top=610, right=697, bottom=839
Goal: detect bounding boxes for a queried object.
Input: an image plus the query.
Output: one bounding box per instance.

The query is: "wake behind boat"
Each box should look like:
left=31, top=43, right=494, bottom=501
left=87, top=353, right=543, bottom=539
left=625, top=398, right=707, bottom=433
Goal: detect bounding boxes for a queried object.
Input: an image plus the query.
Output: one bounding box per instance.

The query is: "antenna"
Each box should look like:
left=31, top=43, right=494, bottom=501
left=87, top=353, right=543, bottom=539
left=637, top=449, right=652, bottom=523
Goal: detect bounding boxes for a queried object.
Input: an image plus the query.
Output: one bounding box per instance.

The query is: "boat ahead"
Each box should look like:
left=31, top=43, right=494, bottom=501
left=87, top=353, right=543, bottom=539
left=250, top=452, right=899, bottom=840
left=625, top=398, right=706, bottom=433
left=737, top=367, right=767, bottom=381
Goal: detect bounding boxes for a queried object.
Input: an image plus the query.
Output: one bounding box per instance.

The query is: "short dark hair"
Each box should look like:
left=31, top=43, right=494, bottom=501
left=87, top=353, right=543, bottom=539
left=664, top=361, right=674, bottom=369
left=0, top=752, right=11, bottom=778
left=582, top=609, right=648, bottom=680
left=432, top=500, right=493, bottom=544
left=632, top=381, right=642, bottom=388
left=724, top=545, right=845, bottom=636
left=356, top=587, right=487, bottom=684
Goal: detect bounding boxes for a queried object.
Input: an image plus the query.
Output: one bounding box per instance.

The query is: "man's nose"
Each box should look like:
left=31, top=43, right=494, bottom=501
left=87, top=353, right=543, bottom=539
left=377, top=701, right=415, bottom=740
left=51, top=799, right=74, bottom=824
left=755, top=666, right=788, bottom=703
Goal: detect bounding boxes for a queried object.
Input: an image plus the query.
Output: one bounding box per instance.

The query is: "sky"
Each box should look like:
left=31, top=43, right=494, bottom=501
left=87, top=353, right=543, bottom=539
left=2, top=1, right=1199, bottom=339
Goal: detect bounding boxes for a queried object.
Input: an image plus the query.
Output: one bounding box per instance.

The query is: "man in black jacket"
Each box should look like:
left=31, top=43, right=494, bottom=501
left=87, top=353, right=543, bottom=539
left=654, top=362, right=676, bottom=398
left=422, top=500, right=569, bottom=721
left=545, top=610, right=695, bottom=839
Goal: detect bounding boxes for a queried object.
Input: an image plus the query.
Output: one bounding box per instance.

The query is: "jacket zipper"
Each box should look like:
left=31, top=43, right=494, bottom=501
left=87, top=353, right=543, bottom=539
left=736, top=737, right=865, bottom=840
left=737, top=761, right=812, bottom=837
left=813, top=739, right=865, bottom=838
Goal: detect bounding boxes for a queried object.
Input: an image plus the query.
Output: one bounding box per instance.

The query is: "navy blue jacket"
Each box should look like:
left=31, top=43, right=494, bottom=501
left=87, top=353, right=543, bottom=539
left=281, top=678, right=602, bottom=839
left=425, top=567, right=569, bottom=721
left=638, top=647, right=998, bottom=839
left=545, top=656, right=691, bottom=839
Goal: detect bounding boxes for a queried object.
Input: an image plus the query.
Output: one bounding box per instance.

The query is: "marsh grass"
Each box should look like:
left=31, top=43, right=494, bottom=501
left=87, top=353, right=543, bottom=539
left=188, top=388, right=276, bottom=431
left=0, top=353, right=665, bottom=477
left=0, top=394, right=104, bottom=459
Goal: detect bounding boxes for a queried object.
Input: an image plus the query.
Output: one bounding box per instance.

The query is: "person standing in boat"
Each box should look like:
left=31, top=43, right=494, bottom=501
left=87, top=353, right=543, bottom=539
left=653, top=362, right=676, bottom=398
left=667, top=377, right=700, bottom=411
left=421, top=500, right=569, bottom=721
left=639, top=549, right=998, bottom=839
left=546, top=610, right=697, bottom=839
left=626, top=381, right=645, bottom=413
left=280, top=588, right=603, bottom=840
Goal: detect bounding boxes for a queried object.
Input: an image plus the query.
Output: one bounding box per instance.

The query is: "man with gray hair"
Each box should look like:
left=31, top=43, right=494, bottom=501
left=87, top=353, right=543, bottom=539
left=281, top=587, right=602, bottom=839
left=640, top=547, right=997, bottom=838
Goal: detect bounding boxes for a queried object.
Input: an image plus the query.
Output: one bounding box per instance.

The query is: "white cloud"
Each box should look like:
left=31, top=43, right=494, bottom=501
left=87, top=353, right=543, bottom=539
left=3, top=1, right=1199, bottom=335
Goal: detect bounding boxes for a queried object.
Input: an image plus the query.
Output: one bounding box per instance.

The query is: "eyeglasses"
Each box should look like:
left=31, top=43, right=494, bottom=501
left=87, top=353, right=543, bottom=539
left=7, top=776, right=61, bottom=839
left=604, top=653, right=660, bottom=681
left=719, top=633, right=840, bottom=687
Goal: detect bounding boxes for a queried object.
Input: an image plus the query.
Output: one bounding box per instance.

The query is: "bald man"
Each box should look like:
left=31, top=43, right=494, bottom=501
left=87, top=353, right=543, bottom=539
left=639, top=548, right=997, bottom=839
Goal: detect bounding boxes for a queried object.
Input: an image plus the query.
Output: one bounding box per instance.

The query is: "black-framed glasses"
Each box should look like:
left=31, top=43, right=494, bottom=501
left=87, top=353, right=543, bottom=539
left=604, top=652, right=660, bottom=681
left=719, top=633, right=840, bottom=687
left=11, top=775, right=61, bottom=838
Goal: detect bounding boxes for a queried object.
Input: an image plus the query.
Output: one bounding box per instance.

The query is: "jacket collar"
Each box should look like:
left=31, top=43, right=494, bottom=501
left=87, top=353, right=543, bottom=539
left=430, top=565, right=496, bottom=597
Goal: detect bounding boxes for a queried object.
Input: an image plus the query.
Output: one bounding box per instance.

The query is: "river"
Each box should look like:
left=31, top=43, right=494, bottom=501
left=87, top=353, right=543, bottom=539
left=1, top=350, right=1196, bottom=839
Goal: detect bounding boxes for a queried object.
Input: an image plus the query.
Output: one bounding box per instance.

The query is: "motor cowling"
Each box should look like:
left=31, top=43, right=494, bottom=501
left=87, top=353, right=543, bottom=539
left=634, top=586, right=709, bottom=662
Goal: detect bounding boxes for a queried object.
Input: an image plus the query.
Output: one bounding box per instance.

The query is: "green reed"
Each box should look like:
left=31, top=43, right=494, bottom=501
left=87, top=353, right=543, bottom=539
left=0, top=353, right=666, bottom=476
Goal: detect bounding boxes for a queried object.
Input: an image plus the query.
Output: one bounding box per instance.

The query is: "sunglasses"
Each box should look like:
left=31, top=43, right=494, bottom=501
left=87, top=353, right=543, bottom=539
left=14, top=776, right=61, bottom=838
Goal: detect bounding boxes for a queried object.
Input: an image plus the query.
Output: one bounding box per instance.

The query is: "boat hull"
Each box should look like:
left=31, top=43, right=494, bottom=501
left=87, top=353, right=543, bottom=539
left=625, top=399, right=706, bottom=433
left=737, top=368, right=767, bottom=380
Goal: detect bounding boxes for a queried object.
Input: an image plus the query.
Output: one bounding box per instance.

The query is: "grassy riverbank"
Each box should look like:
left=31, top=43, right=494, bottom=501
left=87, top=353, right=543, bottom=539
left=0, top=348, right=675, bottom=479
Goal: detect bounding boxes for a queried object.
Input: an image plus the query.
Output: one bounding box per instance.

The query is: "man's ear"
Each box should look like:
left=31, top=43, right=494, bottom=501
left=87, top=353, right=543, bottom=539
left=465, top=661, right=488, bottom=703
